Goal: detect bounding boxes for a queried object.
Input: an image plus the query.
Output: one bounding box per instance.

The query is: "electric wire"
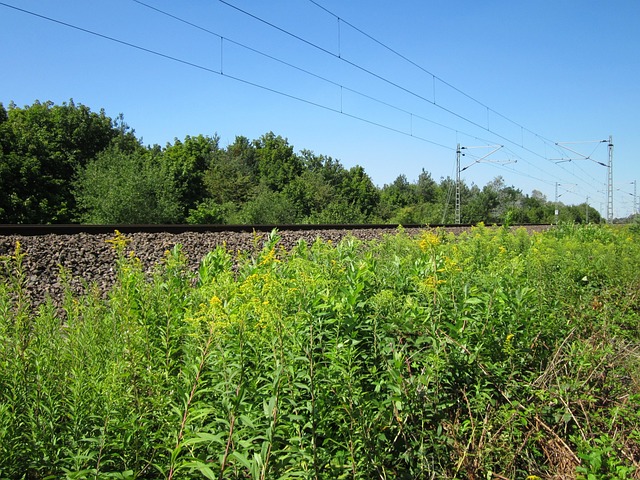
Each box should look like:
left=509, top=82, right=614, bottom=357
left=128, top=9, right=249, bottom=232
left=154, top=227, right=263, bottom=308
left=0, top=1, right=449, bottom=151
left=133, top=0, right=555, bottom=156
left=131, top=0, right=458, bottom=149
left=217, top=0, right=553, bottom=159
left=226, top=0, right=600, bottom=196
left=1, top=1, right=612, bottom=213
left=135, top=0, right=586, bottom=193
left=305, top=0, right=613, bottom=205
left=0, top=2, right=220, bottom=75
left=2, top=0, right=578, bottom=190
left=134, top=0, right=564, bottom=161
left=307, top=0, right=571, bottom=156
left=218, top=0, right=607, bottom=197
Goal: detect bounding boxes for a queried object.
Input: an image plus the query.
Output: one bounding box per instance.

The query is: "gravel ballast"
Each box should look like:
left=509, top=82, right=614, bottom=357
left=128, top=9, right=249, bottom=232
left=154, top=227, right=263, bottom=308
left=0, top=228, right=427, bottom=307
left=0, top=225, right=550, bottom=308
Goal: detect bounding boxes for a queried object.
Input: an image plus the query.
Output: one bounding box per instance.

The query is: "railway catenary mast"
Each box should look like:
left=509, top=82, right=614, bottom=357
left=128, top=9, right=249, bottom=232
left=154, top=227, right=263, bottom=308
left=554, top=137, right=613, bottom=223
left=607, top=135, right=614, bottom=224
left=454, top=143, right=506, bottom=225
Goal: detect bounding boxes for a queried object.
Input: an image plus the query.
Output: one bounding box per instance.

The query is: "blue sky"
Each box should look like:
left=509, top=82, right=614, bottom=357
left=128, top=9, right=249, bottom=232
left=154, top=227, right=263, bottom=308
left=2, top=0, right=639, bottom=218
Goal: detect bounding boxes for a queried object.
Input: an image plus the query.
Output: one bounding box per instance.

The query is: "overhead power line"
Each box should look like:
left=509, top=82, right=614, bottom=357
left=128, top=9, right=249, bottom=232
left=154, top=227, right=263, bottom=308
left=133, top=0, right=558, bottom=156
left=306, top=0, right=563, bottom=153
left=0, top=1, right=453, bottom=151
left=216, top=0, right=607, bottom=195
left=219, top=0, right=536, bottom=151
left=135, top=0, right=582, bottom=191
left=0, top=2, right=219, bottom=75
left=131, top=0, right=464, bottom=150
left=1, top=1, right=612, bottom=210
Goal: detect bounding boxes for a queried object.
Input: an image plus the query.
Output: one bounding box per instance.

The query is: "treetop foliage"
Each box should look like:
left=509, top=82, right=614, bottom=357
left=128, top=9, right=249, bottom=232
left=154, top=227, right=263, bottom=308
left=0, top=100, right=608, bottom=224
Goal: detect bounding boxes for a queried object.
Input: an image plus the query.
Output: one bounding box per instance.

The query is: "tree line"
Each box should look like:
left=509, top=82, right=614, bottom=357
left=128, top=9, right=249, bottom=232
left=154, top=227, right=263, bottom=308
left=0, top=100, right=603, bottom=225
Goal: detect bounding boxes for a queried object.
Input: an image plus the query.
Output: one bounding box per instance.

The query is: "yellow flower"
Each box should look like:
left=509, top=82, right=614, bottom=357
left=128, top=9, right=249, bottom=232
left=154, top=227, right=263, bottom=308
left=503, top=333, right=515, bottom=356
left=442, top=256, right=462, bottom=273
left=424, top=275, right=445, bottom=290
left=419, top=231, right=440, bottom=251
left=105, top=230, right=131, bottom=251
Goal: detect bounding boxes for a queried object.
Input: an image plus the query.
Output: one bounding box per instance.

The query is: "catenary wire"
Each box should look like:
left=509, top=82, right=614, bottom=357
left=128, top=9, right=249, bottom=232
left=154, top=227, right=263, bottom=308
left=0, top=1, right=451, bottom=152
left=213, top=1, right=597, bottom=192
left=135, top=0, right=592, bottom=194
left=1, top=1, right=609, bottom=209
left=131, top=0, right=519, bottom=152
left=217, top=0, right=607, bottom=196
left=306, top=0, right=569, bottom=156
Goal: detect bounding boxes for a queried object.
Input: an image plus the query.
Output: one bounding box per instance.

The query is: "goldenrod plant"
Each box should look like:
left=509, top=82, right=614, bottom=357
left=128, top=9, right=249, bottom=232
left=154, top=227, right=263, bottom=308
left=0, top=225, right=638, bottom=478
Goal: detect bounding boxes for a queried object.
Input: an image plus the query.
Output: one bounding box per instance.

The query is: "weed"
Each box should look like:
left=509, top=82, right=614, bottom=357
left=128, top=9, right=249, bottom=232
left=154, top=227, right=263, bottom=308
left=0, top=225, right=638, bottom=478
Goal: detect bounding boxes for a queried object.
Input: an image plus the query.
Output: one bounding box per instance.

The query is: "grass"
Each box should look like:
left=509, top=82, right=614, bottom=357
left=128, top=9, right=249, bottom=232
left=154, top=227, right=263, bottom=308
left=0, top=224, right=639, bottom=479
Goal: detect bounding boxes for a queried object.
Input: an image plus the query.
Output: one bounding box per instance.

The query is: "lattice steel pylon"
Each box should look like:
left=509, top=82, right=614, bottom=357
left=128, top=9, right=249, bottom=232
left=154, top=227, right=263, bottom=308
left=454, top=143, right=506, bottom=224
left=554, top=137, right=612, bottom=223
left=607, top=135, right=614, bottom=223
left=455, top=144, right=461, bottom=225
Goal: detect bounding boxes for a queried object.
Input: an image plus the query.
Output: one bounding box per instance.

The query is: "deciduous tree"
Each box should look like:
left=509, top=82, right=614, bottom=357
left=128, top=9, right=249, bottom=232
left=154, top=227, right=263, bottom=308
left=75, top=146, right=182, bottom=224
left=0, top=100, right=134, bottom=223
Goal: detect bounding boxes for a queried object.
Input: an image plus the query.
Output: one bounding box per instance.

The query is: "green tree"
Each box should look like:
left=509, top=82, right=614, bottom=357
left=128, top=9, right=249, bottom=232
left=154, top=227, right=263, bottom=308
left=186, top=199, right=238, bottom=224
left=75, top=146, right=182, bottom=224
left=463, top=184, right=498, bottom=223
left=282, top=150, right=348, bottom=221
left=339, top=165, right=380, bottom=221
left=381, top=174, right=417, bottom=208
left=253, top=132, right=302, bottom=192
left=283, top=170, right=332, bottom=220
left=0, top=100, right=134, bottom=223
left=416, top=169, right=438, bottom=203
left=162, top=134, right=219, bottom=216
left=203, top=135, right=256, bottom=205
left=300, top=150, right=347, bottom=187
left=237, top=185, right=298, bottom=224
left=308, top=199, right=367, bottom=223
left=509, top=192, right=556, bottom=224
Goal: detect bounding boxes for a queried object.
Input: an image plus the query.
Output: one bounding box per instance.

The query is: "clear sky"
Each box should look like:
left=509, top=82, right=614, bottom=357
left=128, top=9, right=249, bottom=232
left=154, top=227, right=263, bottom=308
left=2, top=0, right=639, bottom=218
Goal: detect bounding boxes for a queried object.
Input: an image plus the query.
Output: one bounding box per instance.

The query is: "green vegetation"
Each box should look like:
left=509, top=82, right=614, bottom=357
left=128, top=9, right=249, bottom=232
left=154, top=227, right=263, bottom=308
left=1, top=224, right=638, bottom=478
left=1, top=99, right=613, bottom=225
left=0, top=100, right=137, bottom=223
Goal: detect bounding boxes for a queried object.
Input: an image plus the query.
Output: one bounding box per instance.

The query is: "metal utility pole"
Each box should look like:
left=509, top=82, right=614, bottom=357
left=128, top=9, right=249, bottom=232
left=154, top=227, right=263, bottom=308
left=554, top=182, right=576, bottom=224
left=455, top=144, right=461, bottom=225
left=586, top=196, right=589, bottom=223
left=607, top=136, right=614, bottom=223
left=454, top=143, right=507, bottom=224
left=554, top=137, right=613, bottom=223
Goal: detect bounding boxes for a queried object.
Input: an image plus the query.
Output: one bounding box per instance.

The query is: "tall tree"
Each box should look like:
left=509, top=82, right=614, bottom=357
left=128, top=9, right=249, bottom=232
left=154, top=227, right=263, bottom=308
left=283, top=151, right=348, bottom=221
left=237, top=185, right=298, bottom=224
left=340, top=165, right=380, bottom=220
left=162, top=134, right=219, bottom=216
left=416, top=169, right=438, bottom=203
left=381, top=174, right=418, bottom=209
left=203, top=135, right=256, bottom=205
left=0, top=100, right=134, bottom=223
left=253, top=132, right=302, bottom=192
left=75, top=146, right=182, bottom=224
